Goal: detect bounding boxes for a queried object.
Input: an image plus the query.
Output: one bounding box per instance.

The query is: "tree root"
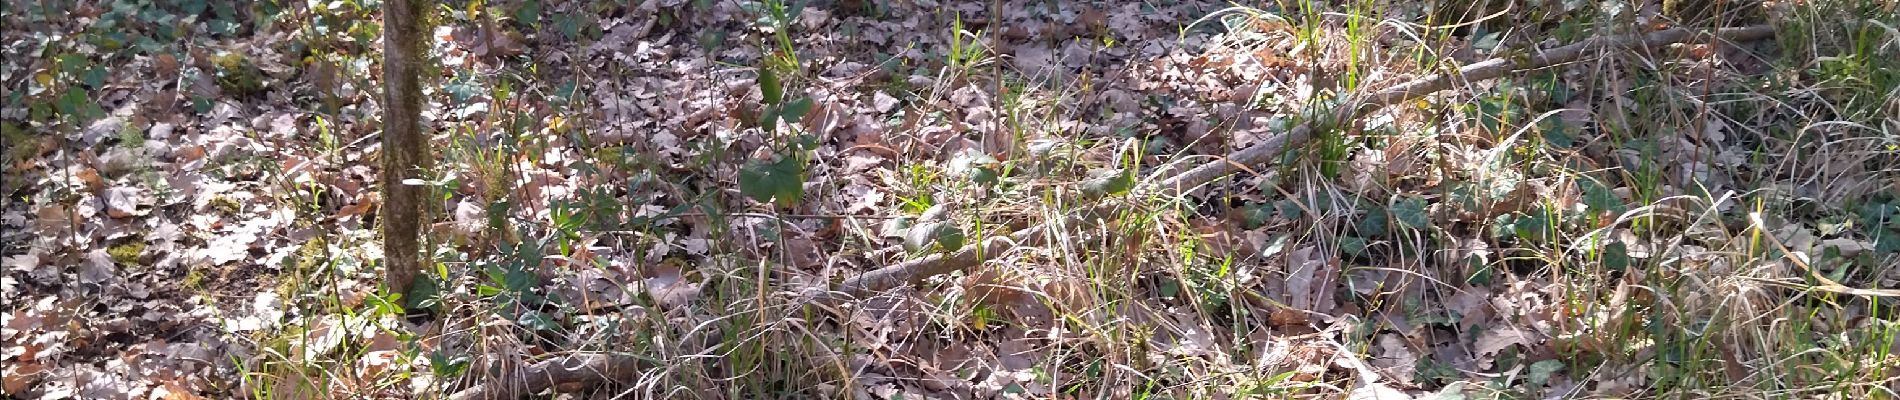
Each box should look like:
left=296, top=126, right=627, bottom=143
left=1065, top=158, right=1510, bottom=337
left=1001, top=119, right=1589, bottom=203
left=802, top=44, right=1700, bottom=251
left=442, top=24, right=1774, bottom=400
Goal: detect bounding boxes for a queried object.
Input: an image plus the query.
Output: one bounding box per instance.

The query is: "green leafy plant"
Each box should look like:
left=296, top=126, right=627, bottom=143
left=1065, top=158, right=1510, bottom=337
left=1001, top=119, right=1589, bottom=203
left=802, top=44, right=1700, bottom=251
left=739, top=156, right=806, bottom=208
left=739, top=50, right=817, bottom=208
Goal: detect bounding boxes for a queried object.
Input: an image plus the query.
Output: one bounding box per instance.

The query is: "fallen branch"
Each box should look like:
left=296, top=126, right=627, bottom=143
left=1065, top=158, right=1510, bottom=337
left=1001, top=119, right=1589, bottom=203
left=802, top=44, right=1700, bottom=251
left=444, top=353, right=656, bottom=400
left=443, top=24, right=1775, bottom=400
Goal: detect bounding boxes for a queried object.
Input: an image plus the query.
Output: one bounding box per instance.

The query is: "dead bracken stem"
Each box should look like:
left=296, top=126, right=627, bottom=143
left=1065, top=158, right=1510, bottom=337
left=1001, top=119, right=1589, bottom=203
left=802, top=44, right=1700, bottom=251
left=441, top=24, right=1777, bottom=400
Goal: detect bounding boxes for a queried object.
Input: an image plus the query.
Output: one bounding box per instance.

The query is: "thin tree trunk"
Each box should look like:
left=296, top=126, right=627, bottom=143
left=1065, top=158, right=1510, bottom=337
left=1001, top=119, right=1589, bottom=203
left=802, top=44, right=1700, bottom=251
left=380, top=0, right=429, bottom=301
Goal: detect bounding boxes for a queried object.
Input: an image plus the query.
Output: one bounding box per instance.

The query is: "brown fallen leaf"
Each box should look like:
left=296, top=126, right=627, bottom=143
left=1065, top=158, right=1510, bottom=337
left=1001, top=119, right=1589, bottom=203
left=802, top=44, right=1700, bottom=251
left=1076, top=7, right=1109, bottom=36
left=332, top=193, right=376, bottom=221
left=158, top=380, right=208, bottom=400
left=645, top=260, right=694, bottom=309
left=154, top=53, right=180, bottom=76
left=1473, top=326, right=1538, bottom=370
left=102, top=186, right=150, bottom=218
left=1371, top=333, right=1419, bottom=387
left=81, top=249, right=117, bottom=285
left=70, top=166, right=105, bottom=192
left=1, top=361, right=45, bottom=395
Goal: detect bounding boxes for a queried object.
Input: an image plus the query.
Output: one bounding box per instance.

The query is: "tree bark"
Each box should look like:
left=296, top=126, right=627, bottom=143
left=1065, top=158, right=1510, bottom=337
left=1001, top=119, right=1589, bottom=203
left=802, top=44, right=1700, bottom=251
left=380, top=0, right=430, bottom=302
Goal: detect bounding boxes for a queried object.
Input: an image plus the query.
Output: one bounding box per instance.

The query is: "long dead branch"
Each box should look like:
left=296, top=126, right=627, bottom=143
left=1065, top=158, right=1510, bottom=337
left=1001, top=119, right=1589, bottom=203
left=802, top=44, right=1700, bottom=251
left=445, top=353, right=656, bottom=400
left=444, top=24, right=1775, bottom=400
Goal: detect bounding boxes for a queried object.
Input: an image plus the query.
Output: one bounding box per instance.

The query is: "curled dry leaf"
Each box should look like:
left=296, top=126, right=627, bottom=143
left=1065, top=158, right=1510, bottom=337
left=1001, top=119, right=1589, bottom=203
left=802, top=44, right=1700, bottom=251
left=872, top=91, right=900, bottom=114
left=2, top=361, right=47, bottom=396
left=1270, top=246, right=1337, bottom=326
left=1473, top=326, right=1539, bottom=370
left=1371, top=333, right=1419, bottom=387
left=102, top=186, right=150, bottom=218
left=156, top=380, right=209, bottom=400
left=644, top=261, right=694, bottom=310
left=81, top=249, right=117, bottom=285
left=95, top=147, right=141, bottom=178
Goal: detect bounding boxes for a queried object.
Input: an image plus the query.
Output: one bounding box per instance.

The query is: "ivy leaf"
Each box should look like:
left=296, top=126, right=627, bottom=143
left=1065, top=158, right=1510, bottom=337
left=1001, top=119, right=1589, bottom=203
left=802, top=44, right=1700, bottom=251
left=1579, top=178, right=1626, bottom=215
left=904, top=221, right=965, bottom=253
left=429, top=350, right=472, bottom=378
left=948, top=148, right=1000, bottom=187
left=1538, top=118, right=1574, bottom=148
left=796, top=133, right=821, bottom=151
left=56, top=89, right=103, bottom=121
left=181, top=0, right=208, bottom=15
left=408, top=275, right=441, bottom=310
left=555, top=14, right=582, bottom=40
left=780, top=96, right=813, bottom=122
left=1242, top=203, right=1273, bottom=229
left=1473, top=95, right=1518, bottom=134
left=514, top=0, right=541, bottom=25
left=769, top=157, right=806, bottom=207
left=1874, top=229, right=1900, bottom=255
left=486, top=200, right=512, bottom=231
left=57, top=54, right=87, bottom=77
left=739, top=161, right=776, bottom=203
left=1339, top=236, right=1368, bottom=257
left=697, top=30, right=727, bottom=52
left=1081, top=168, right=1136, bottom=197
left=516, top=309, right=558, bottom=332
left=759, top=104, right=781, bottom=132
left=739, top=156, right=805, bottom=207
left=1391, top=196, right=1430, bottom=230
left=1357, top=205, right=1388, bottom=237
left=1473, top=30, right=1504, bottom=51
left=485, top=262, right=537, bottom=296
left=1156, top=280, right=1180, bottom=299
left=1602, top=241, right=1630, bottom=271
left=1527, top=360, right=1565, bottom=387
left=1467, top=264, right=1493, bottom=286
left=934, top=223, right=966, bottom=250
left=1535, top=72, right=1575, bottom=106
left=1446, top=182, right=1481, bottom=210
left=1858, top=200, right=1900, bottom=231
left=81, top=65, right=108, bottom=89
left=1490, top=213, right=1518, bottom=241
left=970, top=167, right=999, bottom=187
left=1512, top=212, right=1554, bottom=243
left=881, top=217, right=915, bottom=239
left=1275, top=199, right=1303, bottom=219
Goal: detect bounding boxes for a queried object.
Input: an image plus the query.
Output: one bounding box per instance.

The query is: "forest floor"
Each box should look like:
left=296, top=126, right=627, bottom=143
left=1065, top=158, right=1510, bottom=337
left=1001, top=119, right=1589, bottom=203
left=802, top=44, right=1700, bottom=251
left=3, top=0, right=1898, bottom=399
